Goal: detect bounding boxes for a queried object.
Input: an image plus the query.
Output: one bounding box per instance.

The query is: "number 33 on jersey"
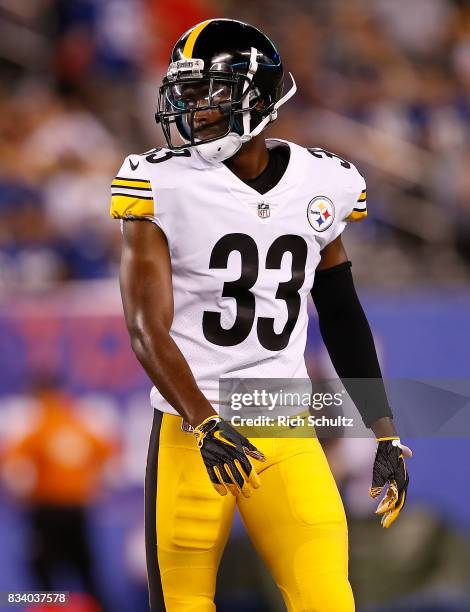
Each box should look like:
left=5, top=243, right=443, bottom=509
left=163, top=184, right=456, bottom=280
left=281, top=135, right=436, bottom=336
left=110, top=140, right=367, bottom=415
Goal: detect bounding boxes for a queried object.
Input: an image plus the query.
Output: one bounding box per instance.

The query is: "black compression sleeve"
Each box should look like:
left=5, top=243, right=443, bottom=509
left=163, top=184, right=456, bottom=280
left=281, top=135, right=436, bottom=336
left=311, top=261, right=393, bottom=428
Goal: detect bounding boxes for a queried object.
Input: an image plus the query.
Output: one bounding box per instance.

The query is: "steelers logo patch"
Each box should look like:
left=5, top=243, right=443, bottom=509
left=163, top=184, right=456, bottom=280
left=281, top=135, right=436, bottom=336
left=307, top=196, right=335, bottom=232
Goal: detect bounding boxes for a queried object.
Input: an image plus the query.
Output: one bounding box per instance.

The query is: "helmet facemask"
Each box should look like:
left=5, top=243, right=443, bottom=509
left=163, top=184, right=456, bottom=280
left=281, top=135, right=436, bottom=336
left=156, top=68, right=263, bottom=151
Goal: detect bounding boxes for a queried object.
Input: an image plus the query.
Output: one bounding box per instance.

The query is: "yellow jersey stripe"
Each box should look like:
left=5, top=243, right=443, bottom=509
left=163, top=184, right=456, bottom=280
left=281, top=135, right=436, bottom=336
left=112, top=178, right=151, bottom=190
left=110, top=194, right=154, bottom=219
left=183, top=20, right=212, bottom=58
left=114, top=175, right=150, bottom=183
left=357, top=194, right=367, bottom=203
left=346, top=209, right=368, bottom=222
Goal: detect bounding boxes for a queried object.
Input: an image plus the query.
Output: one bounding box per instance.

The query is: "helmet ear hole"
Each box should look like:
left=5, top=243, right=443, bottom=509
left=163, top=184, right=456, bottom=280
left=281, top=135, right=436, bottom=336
left=255, top=98, right=266, bottom=112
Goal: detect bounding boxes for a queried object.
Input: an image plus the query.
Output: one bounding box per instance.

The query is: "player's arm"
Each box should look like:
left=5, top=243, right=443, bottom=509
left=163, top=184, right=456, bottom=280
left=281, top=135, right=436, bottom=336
left=119, top=219, right=265, bottom=496
left=313, top=235, right=393, bottom=434
left=120, top=219, right=216, bottom=428
left=311, top=235, right=411, bottom=527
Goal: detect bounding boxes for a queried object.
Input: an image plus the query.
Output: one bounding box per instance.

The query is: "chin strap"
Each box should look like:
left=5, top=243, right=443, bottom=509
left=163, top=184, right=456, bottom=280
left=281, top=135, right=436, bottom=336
left=242, top=47, right=259, bottom=135
left=245, top=72, right=297, bottom=140
left=196, top=71, right=297, bottom=164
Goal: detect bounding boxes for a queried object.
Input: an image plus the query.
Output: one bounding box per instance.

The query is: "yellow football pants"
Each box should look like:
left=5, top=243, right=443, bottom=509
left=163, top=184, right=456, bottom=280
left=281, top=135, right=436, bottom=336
left=145, top=411, right=354, bottom=612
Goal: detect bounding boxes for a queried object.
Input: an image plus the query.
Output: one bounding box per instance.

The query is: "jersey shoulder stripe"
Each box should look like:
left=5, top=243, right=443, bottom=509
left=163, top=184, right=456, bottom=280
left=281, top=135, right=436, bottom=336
left=357, top=189, right=366, bottom=203
left=346, top=209, right=367, bottom=222
left=111, top=184, right=152, bottom=194
left=109, top=165, right=155, bottom=220
left=346, top=189, right=367, bottom=221
left=112, top=176, right=151, bottom=190
left=110, top=194, right=154, bottom=219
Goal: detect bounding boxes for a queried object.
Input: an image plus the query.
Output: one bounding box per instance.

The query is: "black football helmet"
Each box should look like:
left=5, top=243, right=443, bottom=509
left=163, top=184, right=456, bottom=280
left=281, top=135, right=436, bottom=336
left=155, top=18, right=296, bottom=162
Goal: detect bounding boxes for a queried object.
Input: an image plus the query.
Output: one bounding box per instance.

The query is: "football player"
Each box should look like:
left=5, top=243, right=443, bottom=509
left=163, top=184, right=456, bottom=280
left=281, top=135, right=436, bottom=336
left=111, top=18, right=412, bottom=612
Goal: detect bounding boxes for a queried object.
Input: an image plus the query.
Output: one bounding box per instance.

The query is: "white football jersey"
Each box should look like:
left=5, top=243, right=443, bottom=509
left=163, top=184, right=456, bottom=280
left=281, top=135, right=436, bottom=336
left=110, top=139, right=367, bottom=414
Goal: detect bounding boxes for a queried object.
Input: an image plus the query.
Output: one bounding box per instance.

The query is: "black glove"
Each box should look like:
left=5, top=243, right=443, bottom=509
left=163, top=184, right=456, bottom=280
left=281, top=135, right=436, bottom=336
left=370, top=437, right=412, bottom=528
left=193, top=415, right=266, bottom=498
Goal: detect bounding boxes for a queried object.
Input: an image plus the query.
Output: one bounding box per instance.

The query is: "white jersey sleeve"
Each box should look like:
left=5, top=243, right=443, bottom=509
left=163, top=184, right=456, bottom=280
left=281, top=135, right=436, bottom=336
left=109, top=153, right=164, bottom=232
left=345, top=170, right=367, bottom=223
left=305, top=148, right=367, bottom=250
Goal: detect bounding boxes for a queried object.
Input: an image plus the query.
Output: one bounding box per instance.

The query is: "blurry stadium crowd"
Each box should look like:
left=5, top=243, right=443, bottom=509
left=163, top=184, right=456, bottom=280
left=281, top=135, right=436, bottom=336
left=2, top=0, right=470, bottom=292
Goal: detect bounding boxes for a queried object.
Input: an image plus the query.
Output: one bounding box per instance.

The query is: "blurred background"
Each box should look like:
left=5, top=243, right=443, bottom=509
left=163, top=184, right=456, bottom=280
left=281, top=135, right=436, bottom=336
left=0, top=0, right=470, bottom=610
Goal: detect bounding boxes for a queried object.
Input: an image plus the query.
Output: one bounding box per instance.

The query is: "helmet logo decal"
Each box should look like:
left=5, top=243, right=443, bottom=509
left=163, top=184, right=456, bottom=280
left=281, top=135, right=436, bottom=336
left=307, top=196, right=335, bottom=232
left=167, top=58, right=204, bottom=81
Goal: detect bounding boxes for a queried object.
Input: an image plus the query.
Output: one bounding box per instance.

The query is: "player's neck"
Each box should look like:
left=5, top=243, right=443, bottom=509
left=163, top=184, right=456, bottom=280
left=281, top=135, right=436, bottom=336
left=223, top=135, right=269, bottom=180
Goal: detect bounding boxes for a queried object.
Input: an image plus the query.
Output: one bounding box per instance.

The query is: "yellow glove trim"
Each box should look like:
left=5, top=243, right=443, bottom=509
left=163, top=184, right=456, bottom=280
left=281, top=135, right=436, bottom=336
left=193, top=415, right=221, bottom=448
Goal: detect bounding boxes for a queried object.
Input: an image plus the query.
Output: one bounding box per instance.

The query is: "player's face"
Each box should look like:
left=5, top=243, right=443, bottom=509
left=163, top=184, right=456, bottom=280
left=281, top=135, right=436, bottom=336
left=166, top=80, right=232, bottom=141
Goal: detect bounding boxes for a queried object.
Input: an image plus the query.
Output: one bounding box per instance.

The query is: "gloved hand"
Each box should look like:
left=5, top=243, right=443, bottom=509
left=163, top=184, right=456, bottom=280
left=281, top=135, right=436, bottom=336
left=193, top=415, right=266, bottom=498
left=370, top=437, right=412, bottom=528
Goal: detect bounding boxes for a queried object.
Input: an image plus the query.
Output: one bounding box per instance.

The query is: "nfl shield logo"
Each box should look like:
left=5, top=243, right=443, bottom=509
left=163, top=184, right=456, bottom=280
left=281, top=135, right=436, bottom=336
left=258, top=202, right=270, bottom=218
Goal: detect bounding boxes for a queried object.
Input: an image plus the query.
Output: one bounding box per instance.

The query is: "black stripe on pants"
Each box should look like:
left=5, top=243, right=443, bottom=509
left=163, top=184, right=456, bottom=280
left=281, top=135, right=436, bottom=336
left=145, top=409, right=166, bottom=611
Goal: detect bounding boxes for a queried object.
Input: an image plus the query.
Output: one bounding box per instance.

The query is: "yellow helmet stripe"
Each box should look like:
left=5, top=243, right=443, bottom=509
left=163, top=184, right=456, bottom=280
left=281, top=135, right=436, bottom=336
left=183, top=19, right=212, bottom=58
